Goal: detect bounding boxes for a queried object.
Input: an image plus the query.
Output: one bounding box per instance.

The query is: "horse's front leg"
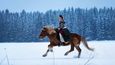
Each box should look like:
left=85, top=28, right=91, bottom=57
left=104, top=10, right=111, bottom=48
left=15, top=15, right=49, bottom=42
left=42, top=48, right=49, bottom=57
left=43, top=45, right=53, bottom=57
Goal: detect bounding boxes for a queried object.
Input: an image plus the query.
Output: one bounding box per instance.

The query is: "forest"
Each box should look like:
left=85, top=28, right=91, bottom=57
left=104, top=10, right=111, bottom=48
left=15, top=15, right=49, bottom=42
left=0, top=7, right=115, bottom=42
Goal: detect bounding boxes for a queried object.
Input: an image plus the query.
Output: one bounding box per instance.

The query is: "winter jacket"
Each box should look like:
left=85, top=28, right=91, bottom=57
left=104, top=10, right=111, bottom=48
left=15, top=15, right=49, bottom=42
left=59, top=21, right=65, bottom=29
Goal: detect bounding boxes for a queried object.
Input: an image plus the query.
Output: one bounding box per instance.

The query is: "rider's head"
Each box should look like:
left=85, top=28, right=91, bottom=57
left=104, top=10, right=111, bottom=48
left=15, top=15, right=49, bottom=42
left=59, top=15, right=64, bottom=22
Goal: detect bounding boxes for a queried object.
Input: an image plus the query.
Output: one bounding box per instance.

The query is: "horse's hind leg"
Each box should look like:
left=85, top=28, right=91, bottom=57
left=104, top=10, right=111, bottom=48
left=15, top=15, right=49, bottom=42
left=75, top=46, right=81, bottom=58
left=43, top=45, right=53, bottom=57
left=64, top=44, right=74, bottom=56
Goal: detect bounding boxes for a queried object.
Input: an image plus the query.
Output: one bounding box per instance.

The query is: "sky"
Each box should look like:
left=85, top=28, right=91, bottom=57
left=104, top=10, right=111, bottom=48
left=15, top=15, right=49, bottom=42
left=0, top=0, right=115, bottom=13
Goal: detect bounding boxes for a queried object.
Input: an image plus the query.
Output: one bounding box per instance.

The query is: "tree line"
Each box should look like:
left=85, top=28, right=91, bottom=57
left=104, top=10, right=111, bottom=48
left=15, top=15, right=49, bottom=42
left=0, top=7, right=115, bottom=42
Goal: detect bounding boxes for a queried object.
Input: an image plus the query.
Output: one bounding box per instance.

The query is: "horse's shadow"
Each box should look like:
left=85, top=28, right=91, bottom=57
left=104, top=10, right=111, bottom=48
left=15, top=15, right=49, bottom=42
left=40, top=56, right=92, bottom=60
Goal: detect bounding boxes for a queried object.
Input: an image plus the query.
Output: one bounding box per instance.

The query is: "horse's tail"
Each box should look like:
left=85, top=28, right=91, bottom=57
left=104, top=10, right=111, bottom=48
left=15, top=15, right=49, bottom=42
left=81, top=37, right=94, bottom=51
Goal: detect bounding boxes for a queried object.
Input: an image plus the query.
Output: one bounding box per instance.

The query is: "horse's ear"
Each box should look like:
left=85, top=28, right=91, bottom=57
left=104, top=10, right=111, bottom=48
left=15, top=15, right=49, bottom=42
left=43, top=25, right=46, bottom=28
left=43, top=26, right=47, bottom=30
left=42, top=25, right=47, bottom=30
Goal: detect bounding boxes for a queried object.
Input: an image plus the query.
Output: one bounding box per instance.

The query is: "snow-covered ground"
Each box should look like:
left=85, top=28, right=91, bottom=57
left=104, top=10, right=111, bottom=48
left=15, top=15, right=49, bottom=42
left=0, top=41, right=115, bottom=65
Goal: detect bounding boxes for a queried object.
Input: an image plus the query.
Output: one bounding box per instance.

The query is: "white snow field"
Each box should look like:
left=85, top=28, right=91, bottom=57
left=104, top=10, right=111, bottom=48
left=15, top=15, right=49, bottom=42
left=0, top=41, right=115, bottom=65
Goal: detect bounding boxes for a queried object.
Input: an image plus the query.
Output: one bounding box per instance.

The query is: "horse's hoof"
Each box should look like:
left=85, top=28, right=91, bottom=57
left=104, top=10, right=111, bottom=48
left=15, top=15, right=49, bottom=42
left=77, top=56, right=80, bottom=58
left=73, top=56, right=80, bottom=58
left=42, top=54, right=47, bottom=57
left=78, top=56, right=80, bottom=58
left=64, top=53, right=68, bottom=56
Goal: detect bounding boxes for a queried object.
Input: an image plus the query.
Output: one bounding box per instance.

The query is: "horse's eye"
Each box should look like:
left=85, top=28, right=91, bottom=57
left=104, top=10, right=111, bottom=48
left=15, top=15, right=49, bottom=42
left=43, top=28, right=47, bottom=30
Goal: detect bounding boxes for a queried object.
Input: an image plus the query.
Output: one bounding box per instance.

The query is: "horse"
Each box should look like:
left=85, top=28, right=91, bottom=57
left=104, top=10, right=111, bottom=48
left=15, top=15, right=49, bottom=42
left=39, top=26, right=94, bottom=58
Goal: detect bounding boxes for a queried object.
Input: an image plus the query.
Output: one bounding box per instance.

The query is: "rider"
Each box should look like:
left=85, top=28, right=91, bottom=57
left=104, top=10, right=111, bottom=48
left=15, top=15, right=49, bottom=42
left=56, top=15, right=70, bottom=46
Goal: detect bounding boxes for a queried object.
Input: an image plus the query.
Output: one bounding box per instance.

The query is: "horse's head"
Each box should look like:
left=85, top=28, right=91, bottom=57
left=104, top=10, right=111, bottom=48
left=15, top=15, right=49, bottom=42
left=39, top=27, right=47, bottom=39
left=39, top=26, right=56, bottom=39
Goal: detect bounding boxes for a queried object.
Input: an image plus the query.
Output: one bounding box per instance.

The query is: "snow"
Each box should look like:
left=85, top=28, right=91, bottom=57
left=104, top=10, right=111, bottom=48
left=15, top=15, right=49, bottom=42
left=0, top=41, right=115, bottom=65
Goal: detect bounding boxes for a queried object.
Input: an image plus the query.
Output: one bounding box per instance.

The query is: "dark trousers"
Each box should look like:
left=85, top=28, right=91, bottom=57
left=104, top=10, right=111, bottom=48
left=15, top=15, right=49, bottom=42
left=55, top=28, right=70, bottom=42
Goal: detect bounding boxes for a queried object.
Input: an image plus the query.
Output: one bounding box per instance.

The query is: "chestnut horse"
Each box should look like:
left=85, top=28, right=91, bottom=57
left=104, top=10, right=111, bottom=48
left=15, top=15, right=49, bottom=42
left=39, top=26, right=94, bottom=58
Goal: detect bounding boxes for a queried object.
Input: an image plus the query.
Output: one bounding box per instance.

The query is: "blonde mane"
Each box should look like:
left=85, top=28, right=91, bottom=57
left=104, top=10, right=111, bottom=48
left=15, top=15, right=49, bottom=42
left=44, top=26, right=56, bottom=35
